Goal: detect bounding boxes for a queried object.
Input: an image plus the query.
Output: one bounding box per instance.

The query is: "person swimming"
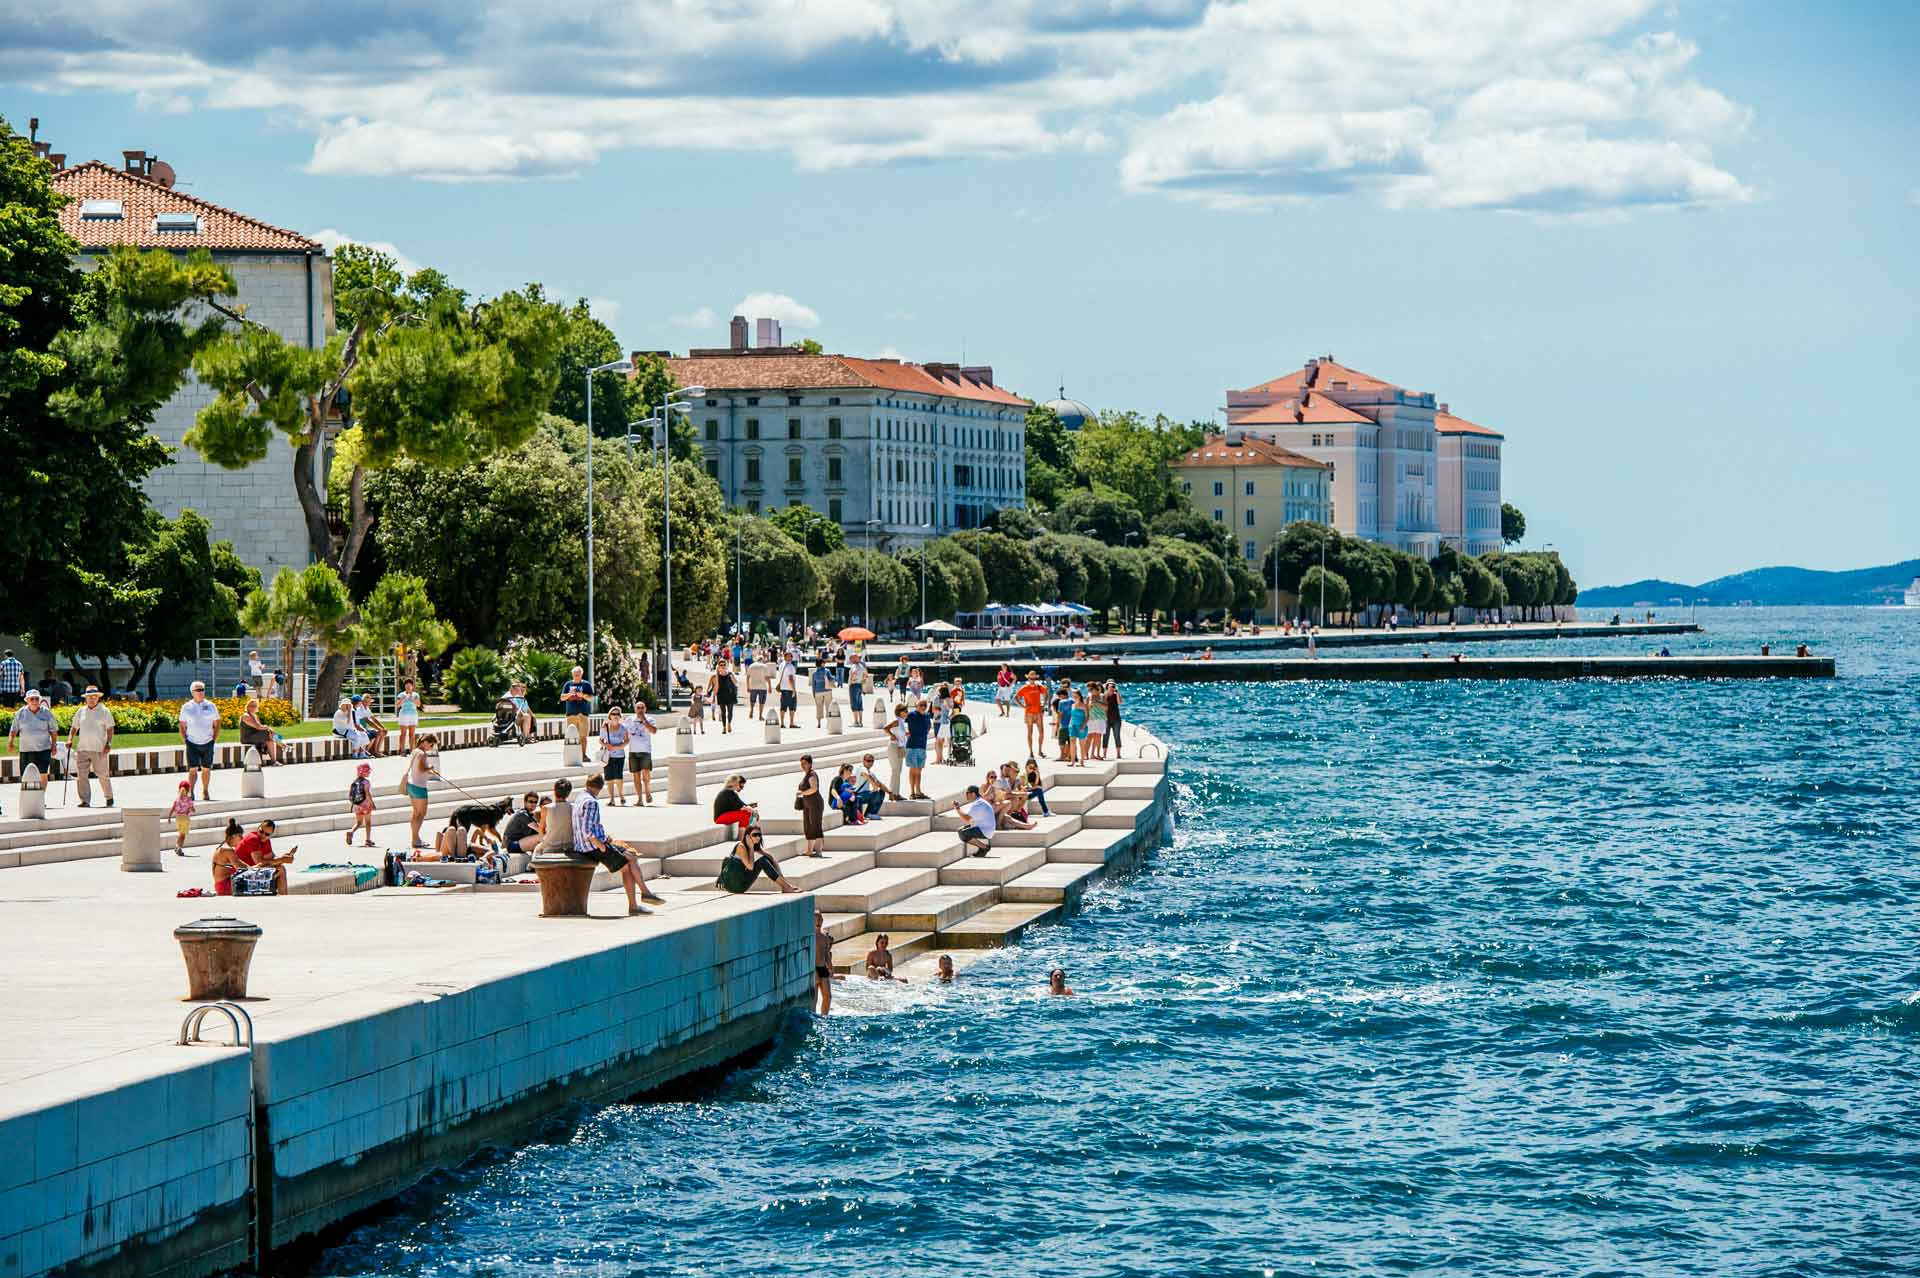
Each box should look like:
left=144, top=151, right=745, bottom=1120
left=936, top=954, right=955, bottom=983
left=866, top=934, right=908, bottom=983
left=1047, top=967, right=1075, bottom=997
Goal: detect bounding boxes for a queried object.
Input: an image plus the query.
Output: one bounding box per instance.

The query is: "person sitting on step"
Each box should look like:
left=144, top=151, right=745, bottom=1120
left=716, top=824, right=797, bottom=895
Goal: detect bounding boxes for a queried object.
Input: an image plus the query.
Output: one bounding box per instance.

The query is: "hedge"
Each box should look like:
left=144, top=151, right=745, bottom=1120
left=0, top=697, right=299, bottom=736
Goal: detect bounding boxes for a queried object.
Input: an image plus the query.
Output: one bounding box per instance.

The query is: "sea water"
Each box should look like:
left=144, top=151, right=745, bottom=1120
left=311, top=609, right=1919, bottom=1277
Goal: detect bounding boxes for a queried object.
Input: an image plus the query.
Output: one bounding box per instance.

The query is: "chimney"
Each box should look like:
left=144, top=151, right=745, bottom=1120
left=1303, top=357, right=1320, bottom=388
left=923, top=362, right=957, bottom=381
left=754, top=317, right=782, bottom=348
left=1225, top=429, right=1244, bottom=445
left=961, top=365, right=993, bottom=386
left=123, top=149, right=147, bottom=175
left=1438, top=402, right=1449, bottom=415
left=729, top=314, right=749, bottom=351
left=48, top=153, right=66, bottom=170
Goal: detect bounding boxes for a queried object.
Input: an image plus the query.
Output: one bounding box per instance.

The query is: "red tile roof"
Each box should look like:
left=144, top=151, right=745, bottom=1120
left=1172, top=435, right=1329, bottom=470
left=662, top=352, right=1028, bottom=408
left=1435, top=410, right=1504, bottom=438
left=1235, top=391, right=1374, bottom=426
left=50, top=161, right=321, bottom=252
left=1241, top=357, right=1398, bottom=396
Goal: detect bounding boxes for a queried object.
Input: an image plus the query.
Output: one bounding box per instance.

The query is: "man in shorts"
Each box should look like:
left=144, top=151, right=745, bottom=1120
left=8, top=688, right=57, bottom=783
left=904, top=699, right=932, bottom=800
left=810, top=660, right=833, bottom=726
left=815, top=910, right=840, bottom=1014
left=501, top=792, right=545, bottom=856
left=778, top=651, right=800, bottom=729
left=745, top=650, right=773, bottom=719
left=1014, top=671, right=1047, bottom=758
left=628, top=704, right=656, bottom=805
left=954, top=784, right=997, bottom=857
left=178, top=681, right=221, bottom=800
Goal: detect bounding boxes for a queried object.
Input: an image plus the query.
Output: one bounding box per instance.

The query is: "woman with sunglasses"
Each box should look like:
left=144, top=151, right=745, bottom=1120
left=717, top=823, right=798, bottom=895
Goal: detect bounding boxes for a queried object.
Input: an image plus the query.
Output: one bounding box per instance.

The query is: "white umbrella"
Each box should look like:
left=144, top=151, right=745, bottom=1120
left=915, top=620, right=962, bottom=632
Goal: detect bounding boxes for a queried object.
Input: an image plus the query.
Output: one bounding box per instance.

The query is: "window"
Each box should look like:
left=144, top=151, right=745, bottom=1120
left=788, top=395, right=802, bottom=406
left=1213, top=481, right=1225, bottom=497
left=744, top=457, right=761, bottom=483
left=704, top=420, right=718, bottom=440
left=1245, top=540, right=1258, bottom=560
left=828, top=417, right=842, bottom=438
left=747, top=499, right=761, bottom=515
left=828, top=396, right=841, bottom=406
left=703, top=458, right=719, bottom=479
left=1245, top=481, right=1256, bottom=496
left=828, top=498, right=842, bottom=522
left=787, top=418, right=801, bottom=439
left=746, top=396, right=759, bottom=406
left=155, top=211, right=199, bottom=233
left=1212, top=509, right=1225, bottom=523
left=79, top=199, right=123, bottom=220
left=828, top=457, right=843, bottom=483
left=745, top=419, right=759, bottom=440
left=1182, top=481, right=1192, bottom=494
left=705, top=398, right=718, bottom=407
left=1244, top=510, right=1256, bottom=527
left=1311, top=434, right=1322, bottom=446
left=787, top=457, right=802, bottom=483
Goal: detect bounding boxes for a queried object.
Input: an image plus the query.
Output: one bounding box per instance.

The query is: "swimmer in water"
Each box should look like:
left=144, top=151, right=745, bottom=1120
left=1047, top=967, right=1075, bottom=997
left=936, top=954, right=955, bottom=983
left=866, top=933, right=907, bottom=983
left=814, top=911, right=843, bottom=1014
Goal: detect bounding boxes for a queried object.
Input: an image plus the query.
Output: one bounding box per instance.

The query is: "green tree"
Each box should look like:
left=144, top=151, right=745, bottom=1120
left=1029, top=534, right=1090, bottom=602
left=726, top=515, right=827, bottom=620
left=769, top=502, right=847, bottom=555
left=636, top=458, right=730, bottom=643
left=1138, top=546, right=1177, bottom=623
left=1100, top=545, right=1147, bottom=628
left=1501, top=502, right=1527, bottom=545
left=1150, top=505, right=1235, bottom=562
left=983, top=506, right=1045, bottom=540
left=1023, top=403, right=1076, bottom=510
left=240, top=562, right=354, bottom=685
left=1059, top=534, right=1112, bottom=612
left=1298, top=565, right=1350, bottom=621
left=1050, top=489, right=1147, bottom=546
left=794, top=338, right=824, bottom=355
left=1263, top=521, right=1342, bottom=595
left=818, top=548, right=913, bottom=621
left=444, top=645, right=508, bottom=711
left=369, top=415, right=657, bottom=650
left=950, top=531, right=1054, bottom=605
left=1071, top=411, right=1200, bottom=518
left=925, top=538, right=989, bottom=613
left=188, top=256, right=571, bottom=706
left=349, top=572, right=456, bottom=686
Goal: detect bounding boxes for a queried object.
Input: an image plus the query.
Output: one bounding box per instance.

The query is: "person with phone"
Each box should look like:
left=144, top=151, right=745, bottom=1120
left=234, top=819, right=296, bottom=895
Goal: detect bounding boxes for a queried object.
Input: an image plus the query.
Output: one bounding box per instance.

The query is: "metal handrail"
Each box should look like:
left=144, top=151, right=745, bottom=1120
left=1136, top=742, right=1163, bottom=760
left=178, top=1001, right=253, bottom=1048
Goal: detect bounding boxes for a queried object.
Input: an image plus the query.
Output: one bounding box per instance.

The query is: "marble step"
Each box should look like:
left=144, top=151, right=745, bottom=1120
left=829, top=930, right=934, bottom=975
left=813, top=865, right=941, bottom=913
left=821, top=911, right=868, bottom=942
left=1101, top=778, right=1161, bottom=801
left=1045, top=828, right=1134, bottom=864
left=989, top=813, right=1083, bottom=848
left=867, top=883, right=1000, bottom=933
left=1000, top=860, right=1103, bottom=904
left=937, top=901, right=1064, bottom=948
left=821, top=813, right=932, bottom=853
left=1039, top=785, right=1105, bottom=814
left=874, top=832, right=968, bottom=869
left=1081, top=797, right=1155, bottom=830
left=936, top=845, right=1049, bottom=887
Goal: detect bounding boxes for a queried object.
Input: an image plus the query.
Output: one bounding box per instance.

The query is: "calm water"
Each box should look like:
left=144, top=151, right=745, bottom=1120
left=313, top=609, right=1920, bottom=1277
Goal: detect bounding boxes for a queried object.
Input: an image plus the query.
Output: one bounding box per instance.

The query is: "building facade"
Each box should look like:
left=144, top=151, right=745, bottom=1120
left=1435, top=406, right=1506, bottom=555
left=1170, top=435, right=1331, bottom=567
left=660, top=344, right=1029, bottom=543
left=1225, top=356, right=1504, bottom=559
left=50, top=151, right=333, bottom=578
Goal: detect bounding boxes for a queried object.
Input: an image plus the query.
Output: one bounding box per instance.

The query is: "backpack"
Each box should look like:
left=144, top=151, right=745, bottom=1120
left=348, top=778, right=369, bottom=805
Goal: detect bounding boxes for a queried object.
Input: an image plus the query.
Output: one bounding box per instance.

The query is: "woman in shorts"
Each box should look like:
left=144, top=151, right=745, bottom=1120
left=405, top=733, right=439, bottom=849
left=395, top=678, right=421, bottom=752
left=600, top=707, right=632, bottom=805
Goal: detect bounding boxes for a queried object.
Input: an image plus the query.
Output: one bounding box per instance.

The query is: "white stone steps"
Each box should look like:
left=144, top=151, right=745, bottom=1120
left=936, top=845, right=1048, bottom=887
left=1102, top=778, right=1161, bottom=801
left=830, top=930, right=934, bottom=975
left=1040, top=785, right=1105, bottom=814
left=989, top=813, right=1082, bottom=848
left=1082, top=797, right=1155, bottom=830
left=874, top=832, right=967, bottom=869
left=867, top=883, right=1000, bottom=933
left=658, top=833, right=805, bottom=879
left=813, top=865, right=941, bottom=913
left=937, top=901, right=1063, bottom=948
left=821, top=911, right=867, bottom=942
left=1045, top=829, right=1133, bottom=864
left=1000, top=860, right=1102, bottom=903
left=820, top=813, right=931, bottom=853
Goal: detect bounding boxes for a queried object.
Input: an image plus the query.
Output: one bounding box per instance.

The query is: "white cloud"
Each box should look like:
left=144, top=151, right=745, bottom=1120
left=874, top=345, right=906, bottom=360
left=586, top=297, right=621, bottom=327
left=672, top=306, right=719, bottom=330
left=7, top=0, right=1753, bottom=217
left=732, top=292, right=820, bottom=330
left=309, top=229, right=422, bottom=277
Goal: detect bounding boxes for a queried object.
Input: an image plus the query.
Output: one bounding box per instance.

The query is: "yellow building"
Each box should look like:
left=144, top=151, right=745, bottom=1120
left=1171, top=433, right=1332, bottom=572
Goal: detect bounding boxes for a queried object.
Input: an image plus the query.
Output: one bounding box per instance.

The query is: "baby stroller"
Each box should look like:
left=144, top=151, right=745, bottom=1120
left=949, top=713, right=975, bottom=767
left=489, top=698, right=530, bottom=747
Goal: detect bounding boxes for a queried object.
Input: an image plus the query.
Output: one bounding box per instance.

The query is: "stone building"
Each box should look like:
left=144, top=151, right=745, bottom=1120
left=661, top=335, right=1030, bottom=544
left=49, top=150, right=332, bottom=579
left=1435, top=407, right=1507, bottom=555
left=1170, top=434, right=1332, bottom=566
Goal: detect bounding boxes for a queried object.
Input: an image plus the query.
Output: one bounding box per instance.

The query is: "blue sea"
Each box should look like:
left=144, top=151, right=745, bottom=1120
left=313, top=608, right=1920, bottom=1277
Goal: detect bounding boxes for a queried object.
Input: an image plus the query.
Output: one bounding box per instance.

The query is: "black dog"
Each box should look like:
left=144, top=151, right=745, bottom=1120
left=448, top=799, right=513, bottom=841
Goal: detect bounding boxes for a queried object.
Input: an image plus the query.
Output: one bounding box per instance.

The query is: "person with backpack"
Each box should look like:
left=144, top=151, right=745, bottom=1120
left=347, top=763, right=376, bottom=848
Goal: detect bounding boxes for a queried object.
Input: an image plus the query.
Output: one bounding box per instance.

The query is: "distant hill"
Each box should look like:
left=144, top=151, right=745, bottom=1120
left=1581, top=559, right=1920, bottom=607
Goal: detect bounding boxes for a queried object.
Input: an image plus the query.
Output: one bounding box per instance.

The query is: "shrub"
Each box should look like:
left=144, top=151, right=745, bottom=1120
left=0, top=697, right=298, bottom=736
left=443, top=646, right=509, bottom=712
left=507, top=647, right=573, bottom=713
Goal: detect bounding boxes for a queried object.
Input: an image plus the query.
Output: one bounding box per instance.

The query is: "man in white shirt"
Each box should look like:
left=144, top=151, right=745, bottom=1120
left=745, top=653, right=774, bottom=720
left=777, top=654, right=799, bottom=729
left=66, top=685, right=117, bottom=807
left=884, top=705, right=910, bottom=798
left=954, top=785, right=997, bottom=857
left=178, top=681, right=221, bottom=800
left=628, top=707, right=656, bottom=805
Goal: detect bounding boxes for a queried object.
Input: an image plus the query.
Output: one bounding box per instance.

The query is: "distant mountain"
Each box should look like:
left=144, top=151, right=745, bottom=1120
left=1581, top=559, right=1920, bottom=607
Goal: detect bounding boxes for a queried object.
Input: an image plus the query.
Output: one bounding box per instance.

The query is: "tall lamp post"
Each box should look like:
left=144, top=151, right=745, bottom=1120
left=655, top=387, right=705, bottom=699
left=863, top=519, right=884, bottom=630
left=584, top=357, right=635, bottom=707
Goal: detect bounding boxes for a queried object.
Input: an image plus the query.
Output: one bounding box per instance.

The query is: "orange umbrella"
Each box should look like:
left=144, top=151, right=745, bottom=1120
left=837, top=626, right=876, bottom=642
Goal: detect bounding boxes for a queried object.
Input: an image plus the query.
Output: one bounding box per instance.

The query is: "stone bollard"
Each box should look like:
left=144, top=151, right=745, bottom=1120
left=240, top=747, right=266, bottom=799
left=532, top=855, right=596, bottom=917
left=122, top=806, right=166, bottom=872
left=872, top=698, right=888, bottom=724
left=17, top=763, right=45, bottom=820
left=668, top=754, right=698, bottom=804
left=674, top=722, right=695, bottom=755
left=562, top=721, right=584, bottom=767
left=174, top=917, right=262, bottom=1000
left=825, top=708, right=844, bottom=736
left=763, top=711, right=782, bottom=745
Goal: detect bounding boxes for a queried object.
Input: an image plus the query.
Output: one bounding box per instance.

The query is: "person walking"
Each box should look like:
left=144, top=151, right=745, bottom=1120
left=1015, top=672, right=1047, bottom=758
left=178, top=681, right=220, bottom=800
left=561, top=665, right=594, bottom=746
left=994, top=663, right=1015, bottom=717
left=600, top=707, right=633, bottom=805
left=847, top=652, right=868, bottom=728
left=405, top=732, right=440, bottom=850
left=66, top=685, right=116, bottom=807
left=778, top=651, right=800, bottom=729
left=9, top=688, right=57, bottom=786
left=809, top=660, right=833, bottom=727
left=746, top=649, right=773, bottom=721
left=628, top=704, right=657, bottom=805
left=708, top=659, right=739, bottom=734
left=796, top=754, right=826, bottom=856
left=0, top=649, right=24, bottom=707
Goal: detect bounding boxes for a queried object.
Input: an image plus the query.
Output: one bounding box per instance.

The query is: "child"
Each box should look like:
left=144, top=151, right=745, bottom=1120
left=169, top=781, right=195, bottom=856
left=347, top=763, right=376, bottom=848
left=688, top=683, right=707, bottom=733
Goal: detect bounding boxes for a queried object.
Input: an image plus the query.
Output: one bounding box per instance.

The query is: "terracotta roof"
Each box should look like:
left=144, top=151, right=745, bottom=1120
left=50, top=161, right=320, bottom=252
left=1235, top=391, right=1374, bottom=426
left=1241, top=357, right=1398, bottom=396
left=662, top=352, right=1028, bottom=408
left=1171, top=435, right=1329, bottom=470
left=1435, top=410, right=1504, bottom=438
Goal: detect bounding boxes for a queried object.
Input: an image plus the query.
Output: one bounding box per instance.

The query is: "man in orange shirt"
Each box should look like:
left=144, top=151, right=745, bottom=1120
left=1013, top=671, right=1048, bottom=758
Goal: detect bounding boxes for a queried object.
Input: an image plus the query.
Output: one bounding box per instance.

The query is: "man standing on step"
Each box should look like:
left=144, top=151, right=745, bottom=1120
left=1014, top=671, right=1047, bottom=759
left=746, top=650, right=773, bottom=721
left=904, top=699, right=932, bottom=801
left=815, top=911, right=841, bottom=1014
left=778, top=650, right=800, bottom=729
left=954, top=784, right=996, bottom=857
left=884, top=705, right=910, bottom=799
left=178, top=681, right=220, bottom=801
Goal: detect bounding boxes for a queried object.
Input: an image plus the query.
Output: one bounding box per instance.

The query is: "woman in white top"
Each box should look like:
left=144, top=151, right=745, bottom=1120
left=395, top=678, right=421, bottom=752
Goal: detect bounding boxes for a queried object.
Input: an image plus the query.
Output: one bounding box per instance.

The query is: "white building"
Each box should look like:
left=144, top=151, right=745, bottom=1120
left=1435, top=406, right=1506, bottom=555
left=1225, top=355, right=1503, bottom=558
left=50, top=149, right=332, bottom=578
left=662, top=337, right=1029, bottom=543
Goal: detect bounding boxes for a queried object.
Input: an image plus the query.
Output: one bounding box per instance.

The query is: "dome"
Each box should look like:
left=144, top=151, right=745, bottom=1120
left=1042, top=388, right=1094, bottom=430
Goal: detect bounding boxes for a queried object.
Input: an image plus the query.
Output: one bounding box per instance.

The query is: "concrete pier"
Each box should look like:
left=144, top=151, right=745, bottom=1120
left=934, top=653, right=1834, bottom=683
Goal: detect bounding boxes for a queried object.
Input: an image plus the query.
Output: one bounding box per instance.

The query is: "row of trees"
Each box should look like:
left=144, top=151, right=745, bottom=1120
left=1262, top=523, right=1576, bottom=623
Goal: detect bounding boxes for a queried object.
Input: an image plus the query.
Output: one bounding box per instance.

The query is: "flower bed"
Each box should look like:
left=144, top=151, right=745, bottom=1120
left=0, top=697, right=299, bottom=735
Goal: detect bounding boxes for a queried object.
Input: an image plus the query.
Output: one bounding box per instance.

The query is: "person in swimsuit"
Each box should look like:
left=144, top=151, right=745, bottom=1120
left=814, top=911, right=842, bottom=1014
left=1048, top=968, right=1076, bottom=997
left=405, top=733, right=440, bottom=849
left=866, top=934, right=907, bottom=982
left=1015, top=672, right=1047, bottom=757
left=936, top=954, right=956, bottom=983
left=210, top=819, right=246, bottom=895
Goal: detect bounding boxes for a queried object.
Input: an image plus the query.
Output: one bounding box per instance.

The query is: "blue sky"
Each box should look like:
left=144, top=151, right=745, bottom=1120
left=5, top=0, right=1915, bottom=586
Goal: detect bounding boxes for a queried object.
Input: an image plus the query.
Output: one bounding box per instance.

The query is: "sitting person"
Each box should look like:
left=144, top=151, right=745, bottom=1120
left=573, top=772, right=664, bottom=915
left=210, top=819, right=247, bottom=895
left=507, top=681, right=535, bottom=739
left=713, top=775, right=757, bottom=833
left=351, top=695, right=389, bottom=756
left=238, top=696, right=278, bottom=764
left=500, top=792, right=545, bottom=858
left=330, top=698, right=370, bottom=757
left=852, top=753, right=887, bottom=820
left=827, top=763, right=867, bottom=825
left=234, top=819, right=296, bottom=894
left=716, top=824, right=798, bottom=894
left=421, top=822, right=470, bottom=861
left=865, top=933, right=907, bottom=982
left=1022, top=758, right=1051, bottom=817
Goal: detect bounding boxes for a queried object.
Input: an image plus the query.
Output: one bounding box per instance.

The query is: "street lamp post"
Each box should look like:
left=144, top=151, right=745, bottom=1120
left=585, top=357, right=635, bottom=708
left=656, top=387, right=704, bottom=699
left=864, top=519, right=883, bottom=630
